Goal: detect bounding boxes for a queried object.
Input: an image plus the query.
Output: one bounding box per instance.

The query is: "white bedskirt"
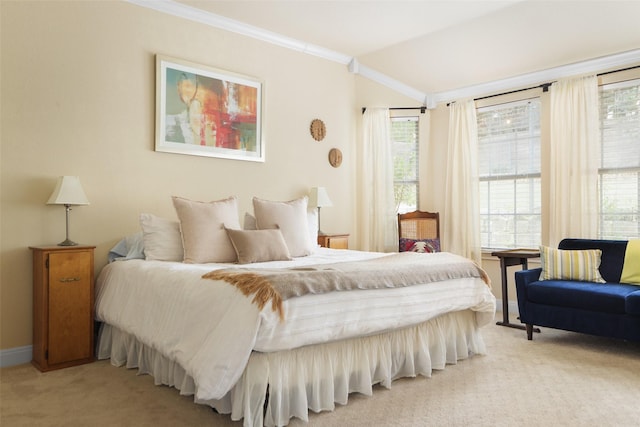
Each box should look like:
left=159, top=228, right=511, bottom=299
left=97, top=309, right=487, bottom=427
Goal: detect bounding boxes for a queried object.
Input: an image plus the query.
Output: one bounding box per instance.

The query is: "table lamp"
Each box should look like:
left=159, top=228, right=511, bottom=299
left=47, top=176, right=90, bottom=246
left=308, top=187, right=332, bottom=235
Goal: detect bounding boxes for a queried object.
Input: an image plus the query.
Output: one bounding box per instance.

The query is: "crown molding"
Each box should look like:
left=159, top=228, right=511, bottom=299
left=127, top=0, right=351, bottom=64
left=128, top=1, right=639, bottom=110
left=429, top=48, right=640, bottom=106
left=128, top=0, right=427, bottom=104
left=349, top=59, right=427, bottom=104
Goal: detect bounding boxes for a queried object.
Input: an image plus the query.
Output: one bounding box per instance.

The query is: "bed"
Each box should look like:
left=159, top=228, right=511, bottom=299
left=94, top=197, right=496, bottom=426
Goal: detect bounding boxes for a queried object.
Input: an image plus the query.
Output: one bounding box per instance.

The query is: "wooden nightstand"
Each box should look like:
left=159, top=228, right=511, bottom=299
left=30, top=245, right=95, bottom=371
left=317, top=233, right=349, bottom=249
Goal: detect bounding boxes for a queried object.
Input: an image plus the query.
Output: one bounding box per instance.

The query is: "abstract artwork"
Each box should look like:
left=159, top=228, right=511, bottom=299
left=155, top=55, right=264, bottom=161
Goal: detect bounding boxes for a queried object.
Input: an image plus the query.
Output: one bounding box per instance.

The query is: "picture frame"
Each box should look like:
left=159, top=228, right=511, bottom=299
left=155, top=55, right=264, bottom=162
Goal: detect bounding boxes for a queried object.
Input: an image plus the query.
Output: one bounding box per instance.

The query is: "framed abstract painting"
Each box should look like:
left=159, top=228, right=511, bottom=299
left=155, top=55, right=264, bottom=162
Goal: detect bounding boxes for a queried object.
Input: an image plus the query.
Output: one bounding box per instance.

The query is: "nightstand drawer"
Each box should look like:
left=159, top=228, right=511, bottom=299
left=317, top=234, right=349, bottom=249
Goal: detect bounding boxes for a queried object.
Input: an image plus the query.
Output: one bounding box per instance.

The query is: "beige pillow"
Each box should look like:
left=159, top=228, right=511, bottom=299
left=172, top=196, right=241, bottom=263
left=139, top=213, right=184, bottom=261
left=252, top=197, right=314, bottom=257
left=226, top=228, right=292, bottom=264
left=245, top=210, right=318, bottom=246
left=243, top=212, right=257, bottom=230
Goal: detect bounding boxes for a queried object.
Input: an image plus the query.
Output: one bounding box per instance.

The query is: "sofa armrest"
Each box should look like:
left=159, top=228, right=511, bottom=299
left=515, top=268, right=542, bottom=288
left=515, top=268, right=541, bottom=329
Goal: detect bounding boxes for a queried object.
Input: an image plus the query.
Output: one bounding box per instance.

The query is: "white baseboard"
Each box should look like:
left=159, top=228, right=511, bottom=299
left=0, top=345, right=32, bottom=368
left=495, top=299, right=519, bottom=316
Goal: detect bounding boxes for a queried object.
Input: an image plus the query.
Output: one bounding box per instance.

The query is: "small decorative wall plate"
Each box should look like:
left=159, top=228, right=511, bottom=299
left=310, top=119, right=326, bottom=141
left=328, top=148, right=343, bottom=168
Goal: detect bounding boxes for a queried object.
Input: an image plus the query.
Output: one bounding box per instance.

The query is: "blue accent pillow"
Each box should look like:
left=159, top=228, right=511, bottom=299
left=399, top=238, right=440, bottom=253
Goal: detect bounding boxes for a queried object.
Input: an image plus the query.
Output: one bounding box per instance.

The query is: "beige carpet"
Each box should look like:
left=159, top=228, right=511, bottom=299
left=2, top=315, right=640, bottom=427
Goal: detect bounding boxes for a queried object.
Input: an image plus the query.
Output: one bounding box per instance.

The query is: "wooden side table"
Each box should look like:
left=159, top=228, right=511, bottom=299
left=491, top=248, right=541, bottom=332
left=317, top=233, right=349, bottom=249
left=30, top=245, right=95, bottom=371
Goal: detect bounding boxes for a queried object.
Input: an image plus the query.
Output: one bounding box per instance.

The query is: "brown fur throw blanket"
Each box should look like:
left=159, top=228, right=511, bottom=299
left=203, top=252, right=490, bottom=321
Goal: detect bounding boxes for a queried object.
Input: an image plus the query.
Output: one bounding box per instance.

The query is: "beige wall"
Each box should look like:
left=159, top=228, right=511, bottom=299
left=2, top=1, right=638, bottom=353
left=0, top=1, right=357, bottom=350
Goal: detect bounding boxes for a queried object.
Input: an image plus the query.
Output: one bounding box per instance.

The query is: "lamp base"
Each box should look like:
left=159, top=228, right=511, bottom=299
left=58, top=238, right=79, bottom=246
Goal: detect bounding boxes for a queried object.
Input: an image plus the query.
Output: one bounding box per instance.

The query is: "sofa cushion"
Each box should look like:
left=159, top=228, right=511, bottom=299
left=626, top=291, right=640, bottom=316
left=527, top=280, right=640, bottom=314
left=558, top=239, right=628, bottom=283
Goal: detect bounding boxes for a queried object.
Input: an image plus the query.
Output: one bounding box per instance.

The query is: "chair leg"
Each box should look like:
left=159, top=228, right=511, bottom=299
left=526, top=324, right=533, bottom=340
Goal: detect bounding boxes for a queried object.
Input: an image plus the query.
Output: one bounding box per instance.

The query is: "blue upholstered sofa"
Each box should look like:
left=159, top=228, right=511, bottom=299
left=515, top=239, right=640, bottom=342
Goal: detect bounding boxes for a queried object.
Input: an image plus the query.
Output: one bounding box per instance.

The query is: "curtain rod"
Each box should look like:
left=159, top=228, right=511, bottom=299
left=361, top=106, right=426, bottom=114
left=448, top=64, right=640, bottom=106
left=474, top=83, right=551, bottom=102
left=597, top=64, right=640, bottom=77
left=446, top=83, right=550, bottom=106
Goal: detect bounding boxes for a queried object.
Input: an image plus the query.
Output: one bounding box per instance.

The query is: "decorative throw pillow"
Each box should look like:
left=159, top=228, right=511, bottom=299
left=245, top=210, right=319, bottom=247
left=226, top=228, right=292, bottom=264
left=139, top=213, right=184, bottom=261
left=172, top=196, right=241, bottom=263
left=399, top=238, right=440, bottom=253
left=620, top=239, right=640, bottom=285
left=252, top=197, right=314, bottom=257
left=539, top=245, right=606, bottom=283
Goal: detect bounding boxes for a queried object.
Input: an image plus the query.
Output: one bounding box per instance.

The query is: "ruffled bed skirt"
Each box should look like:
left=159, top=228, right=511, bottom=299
left=97, top=309, right=486, bottom=427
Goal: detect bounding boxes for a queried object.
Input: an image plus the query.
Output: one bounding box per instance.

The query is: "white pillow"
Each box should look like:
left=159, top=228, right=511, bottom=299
left=172, top=196, right=241, bottom=263
left=139, top=213, right=184, bottom=262
left=245, top=210, right=318, bottom=248
left=252, top=197, right=314, bottom=257
left=307, top=208, right=318, bottom=247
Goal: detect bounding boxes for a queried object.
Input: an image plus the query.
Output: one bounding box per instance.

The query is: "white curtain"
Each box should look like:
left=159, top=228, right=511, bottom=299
left=548, top=75, right=600, bottom=247
left=445, top=100, right=481, bottom=264
left=358, top=108, right=397, bottom=252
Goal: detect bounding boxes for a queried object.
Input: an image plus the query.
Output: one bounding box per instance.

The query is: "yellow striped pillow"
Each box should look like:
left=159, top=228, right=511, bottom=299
left=539, top=246, right=605, bottom=283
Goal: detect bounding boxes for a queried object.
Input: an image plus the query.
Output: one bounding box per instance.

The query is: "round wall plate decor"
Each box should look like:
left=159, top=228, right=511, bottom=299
left=310, top=119, right=326, bottom=141
left=328, top=148, right=343, bottom=168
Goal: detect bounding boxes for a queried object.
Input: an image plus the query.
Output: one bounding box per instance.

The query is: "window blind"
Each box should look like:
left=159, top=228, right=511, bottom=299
left=478, top=99, right=541, bottom=248
left=391, top=116, right=419, bottom=213
left=599, top=78, right=640, bottom=239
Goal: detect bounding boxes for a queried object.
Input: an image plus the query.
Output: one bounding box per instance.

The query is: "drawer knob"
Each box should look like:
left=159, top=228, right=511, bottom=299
left=59, top=277, right=81, bottom=283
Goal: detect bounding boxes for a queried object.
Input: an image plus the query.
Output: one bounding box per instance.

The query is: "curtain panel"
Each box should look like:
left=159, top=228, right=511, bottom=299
left=548, top=75, right=600, bottom=246
left=445, top=100, right=481, bottom=264
left=358, top=108, right=397, bottom=252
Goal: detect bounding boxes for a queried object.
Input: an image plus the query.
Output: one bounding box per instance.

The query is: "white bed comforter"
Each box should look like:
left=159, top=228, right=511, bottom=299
left=95, top=248, right=496, bottom=401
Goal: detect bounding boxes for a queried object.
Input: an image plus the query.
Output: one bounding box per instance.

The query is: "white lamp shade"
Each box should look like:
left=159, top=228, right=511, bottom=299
left=308, top=187, right=333, bottom=208
left=47, top=176, right=90, bottom=206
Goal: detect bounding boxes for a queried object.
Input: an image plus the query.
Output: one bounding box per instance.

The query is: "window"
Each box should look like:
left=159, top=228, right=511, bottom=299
left=598, top=79, right=640, bottom=239
left=478, top=99, right=541, bottom=249
left=391, top=116, right=419, bottom=213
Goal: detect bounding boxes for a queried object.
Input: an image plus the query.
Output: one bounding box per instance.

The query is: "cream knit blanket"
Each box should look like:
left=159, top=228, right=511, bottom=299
left=203, top=251, right=490, bottom=320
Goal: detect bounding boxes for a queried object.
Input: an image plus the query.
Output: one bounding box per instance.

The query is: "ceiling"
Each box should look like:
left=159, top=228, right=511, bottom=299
left=171, top=1, right=640, bottom=98
left=178, top=0, right=522, bottom=57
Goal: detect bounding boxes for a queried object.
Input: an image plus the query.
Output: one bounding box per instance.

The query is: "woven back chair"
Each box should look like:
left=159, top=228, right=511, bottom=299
left=397, top=210, right=440, bottom=252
